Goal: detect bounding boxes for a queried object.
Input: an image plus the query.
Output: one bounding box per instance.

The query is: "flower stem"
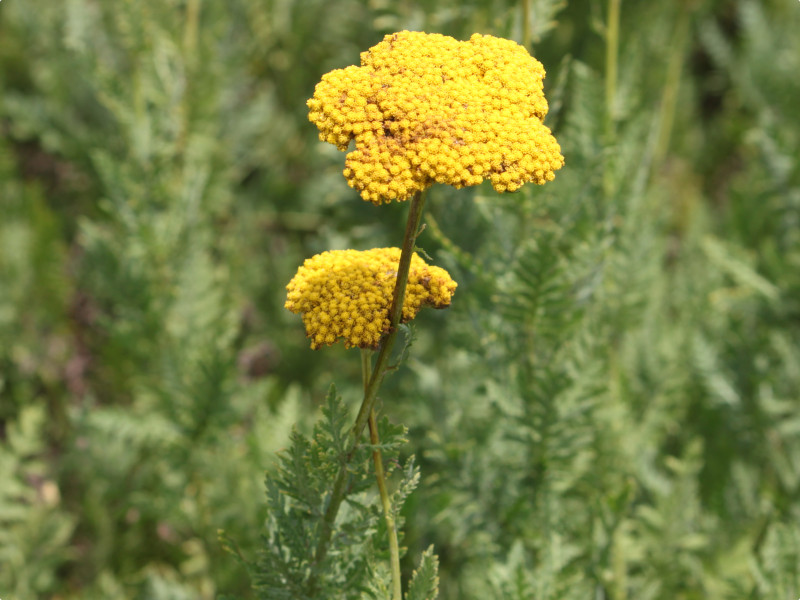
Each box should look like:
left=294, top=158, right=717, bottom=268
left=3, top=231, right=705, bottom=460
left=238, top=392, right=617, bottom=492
left=363, top=350, right=403, bottom=600
left=361, top=347, right=372, bottom=392
left=605, top=0, right=620, bottom=138
left=652, top=2, right=690, bottom=174
left=183, top=0, right=200, bottom=58
left=312, top=189, right=427, bottom=579
left=351, top=189, right=427, bottom=439
left=370, top=412, right=402, bottom=599
left=522, top=0, right=532, bottom=50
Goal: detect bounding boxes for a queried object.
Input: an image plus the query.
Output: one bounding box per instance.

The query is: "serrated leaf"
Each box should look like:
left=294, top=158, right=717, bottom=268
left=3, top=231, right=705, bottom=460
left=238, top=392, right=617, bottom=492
left=405, top=545, right=439, bottom=600
left=320, top=383, right=351, bottom=462
left=702, top=235, right=779, bottom=300
left=392, top=457, right=420, bottom=515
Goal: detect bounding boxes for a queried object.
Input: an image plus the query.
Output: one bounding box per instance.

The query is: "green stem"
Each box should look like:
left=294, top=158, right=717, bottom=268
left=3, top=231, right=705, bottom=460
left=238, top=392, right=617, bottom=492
left=361, top=348, right=372, bottom=392
left=522, top=0, right=531, bottom=50
left=312, top=189, right=427, bottom=576
left=177, top=0, right=200, bottom=157
left=183, top=0, right=200, bottom=58
left=370, top=413, right=402, bottom=599
left=363, top=350, right=403, bottom=600
left=604, top=0, right=620, bottom=135
left=652, top=3, right=690, bottom=174
left=351, top=189, right=427, bottom=440
left=604, top=0, right=621, bottom=199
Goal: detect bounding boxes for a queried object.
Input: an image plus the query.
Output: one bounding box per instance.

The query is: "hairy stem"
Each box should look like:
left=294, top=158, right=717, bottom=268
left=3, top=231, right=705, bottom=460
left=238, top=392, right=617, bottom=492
left=312, top=189, right=427, bottom=578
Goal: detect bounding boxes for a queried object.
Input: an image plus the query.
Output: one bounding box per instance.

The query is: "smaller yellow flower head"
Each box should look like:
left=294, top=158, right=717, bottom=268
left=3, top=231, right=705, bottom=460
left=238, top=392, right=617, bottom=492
left=307, top=30, right=565, bottom=205
left=285, top=248, right=457, bottom=349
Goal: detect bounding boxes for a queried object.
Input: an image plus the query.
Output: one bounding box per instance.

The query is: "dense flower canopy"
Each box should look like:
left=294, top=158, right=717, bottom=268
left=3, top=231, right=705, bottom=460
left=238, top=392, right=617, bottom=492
left=307, top=30, right=564, bottom=204
left=285, top=248, right=457, bottom=349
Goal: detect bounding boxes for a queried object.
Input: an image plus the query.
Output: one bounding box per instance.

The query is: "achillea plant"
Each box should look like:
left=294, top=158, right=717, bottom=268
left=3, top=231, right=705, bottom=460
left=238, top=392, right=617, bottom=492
left=308, top=30, right=564, bottom=204
left=228, top=30, right=562, bottom=600
left=285, top=248, right=457, bottom=350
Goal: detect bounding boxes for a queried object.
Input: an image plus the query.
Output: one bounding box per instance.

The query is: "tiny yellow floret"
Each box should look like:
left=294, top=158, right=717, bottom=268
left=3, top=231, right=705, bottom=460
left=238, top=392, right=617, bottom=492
left=307, top=31, right=565, bottom=205
left=285, top=248, right=457, bottom=349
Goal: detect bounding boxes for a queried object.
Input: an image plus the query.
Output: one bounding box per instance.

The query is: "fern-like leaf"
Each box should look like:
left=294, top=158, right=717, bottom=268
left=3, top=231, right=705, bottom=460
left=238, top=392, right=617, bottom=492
left=405, top=545, right=439, bottom=600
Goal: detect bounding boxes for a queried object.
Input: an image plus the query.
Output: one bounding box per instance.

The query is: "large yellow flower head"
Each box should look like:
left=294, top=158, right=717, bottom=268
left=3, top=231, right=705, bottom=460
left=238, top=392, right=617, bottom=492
left=285, top=248, right=457, bottom=349
left=307, top=30, right=565, bottom=205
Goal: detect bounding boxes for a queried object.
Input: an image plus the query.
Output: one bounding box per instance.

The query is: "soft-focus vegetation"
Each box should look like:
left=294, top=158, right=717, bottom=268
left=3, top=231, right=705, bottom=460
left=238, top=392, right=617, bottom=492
left=1, top=0, right=799, bottom=598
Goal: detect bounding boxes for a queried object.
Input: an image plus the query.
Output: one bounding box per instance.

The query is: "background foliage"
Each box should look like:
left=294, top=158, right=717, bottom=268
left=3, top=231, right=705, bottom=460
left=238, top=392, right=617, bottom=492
left=1, top=0, right=799, bottom=598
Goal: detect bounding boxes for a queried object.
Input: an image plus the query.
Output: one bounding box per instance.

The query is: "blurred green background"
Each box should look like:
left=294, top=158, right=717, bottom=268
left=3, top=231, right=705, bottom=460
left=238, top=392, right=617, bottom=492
left=1, top=0, right=799, bottom=598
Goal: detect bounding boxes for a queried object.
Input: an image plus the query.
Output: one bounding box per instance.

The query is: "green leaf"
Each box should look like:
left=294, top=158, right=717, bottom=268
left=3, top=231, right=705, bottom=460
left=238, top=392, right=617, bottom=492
left=405, top=546, right=439, bottom=600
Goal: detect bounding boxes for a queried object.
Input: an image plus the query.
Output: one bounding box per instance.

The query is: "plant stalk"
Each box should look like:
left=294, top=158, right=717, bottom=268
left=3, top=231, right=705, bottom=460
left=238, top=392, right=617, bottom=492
left=652, top=3, right=690, bottom=174
left=363, top=350, right=403, bottom=600
left=183, top=0, right=200, bottom=58
left=605, top=0, right=620, bottom=136
left=351, top=189, right=427, bottom=440
left=312, top=189, right=427, bottom=575
left=522, top=0, right=532, bottom=50
left=604, top=0, right=621, bottom=199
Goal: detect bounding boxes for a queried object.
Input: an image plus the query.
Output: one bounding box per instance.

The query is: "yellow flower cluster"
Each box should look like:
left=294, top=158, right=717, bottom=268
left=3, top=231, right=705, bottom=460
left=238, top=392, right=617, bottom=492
left=307, top=30, right=565, bottom=204
left=285, top=248, right=457, bottom=349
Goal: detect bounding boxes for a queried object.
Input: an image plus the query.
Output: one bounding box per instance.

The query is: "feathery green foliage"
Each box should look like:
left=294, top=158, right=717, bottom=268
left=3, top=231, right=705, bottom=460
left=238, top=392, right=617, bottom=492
left=1, top=0, right=799, bottom=598
left=223, top=385, right=425, bottom=600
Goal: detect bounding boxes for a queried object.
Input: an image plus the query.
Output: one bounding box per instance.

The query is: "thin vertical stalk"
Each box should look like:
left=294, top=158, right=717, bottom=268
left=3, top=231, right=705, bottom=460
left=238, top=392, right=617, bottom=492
left=604, top=0, right=621, bottom=198
left=183, top=0, right=200, bottom=58
left=522, top=0, right=532, bottom=50
left=652, top=3, right=690, bottom=174
left=605, top=0, right=621, bottom=135
left=361, top=348, right=372, bottom=392
left=363, top=350, right=403, bottom=600
left=351, top=189, right=427, bottom=440
left=369, top=413, right=402, bottom=599
left=312, top=189, right=427, bottom=578
left=178, top=0, right=200, bottom=157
